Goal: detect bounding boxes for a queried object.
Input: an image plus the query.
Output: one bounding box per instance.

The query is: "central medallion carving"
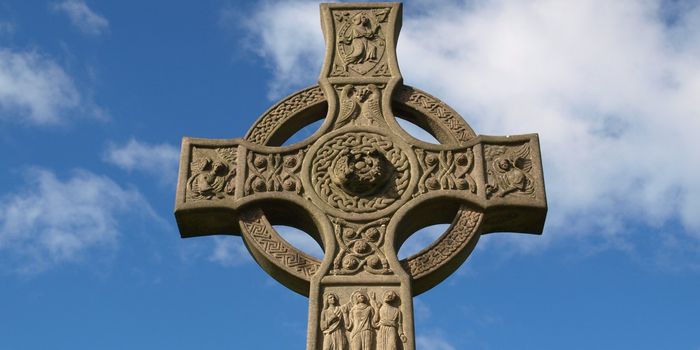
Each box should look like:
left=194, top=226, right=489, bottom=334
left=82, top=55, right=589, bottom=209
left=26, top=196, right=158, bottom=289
left=308, top=131, right=410, bottom=215
left=330, top=146, right=392, bottom=196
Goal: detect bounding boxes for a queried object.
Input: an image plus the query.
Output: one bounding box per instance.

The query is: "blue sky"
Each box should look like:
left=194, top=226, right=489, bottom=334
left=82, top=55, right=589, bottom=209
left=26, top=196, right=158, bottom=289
left=1, top=0, right=699, bottom=349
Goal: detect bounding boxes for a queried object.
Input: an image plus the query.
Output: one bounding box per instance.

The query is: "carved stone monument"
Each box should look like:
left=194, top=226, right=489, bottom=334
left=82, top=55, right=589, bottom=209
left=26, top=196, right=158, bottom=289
left=175, top=3, right=547, bottom=349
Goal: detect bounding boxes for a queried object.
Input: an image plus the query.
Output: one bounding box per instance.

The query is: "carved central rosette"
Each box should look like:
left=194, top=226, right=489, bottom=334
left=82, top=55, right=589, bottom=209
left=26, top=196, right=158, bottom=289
left=330, top=147, right=392, bottom=196
left=309, top=131, right=410, bottom=214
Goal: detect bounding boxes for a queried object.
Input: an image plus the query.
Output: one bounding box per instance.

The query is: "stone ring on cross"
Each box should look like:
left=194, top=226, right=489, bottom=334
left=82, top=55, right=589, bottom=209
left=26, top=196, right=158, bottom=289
left=175, top=3, right=547, bottom=350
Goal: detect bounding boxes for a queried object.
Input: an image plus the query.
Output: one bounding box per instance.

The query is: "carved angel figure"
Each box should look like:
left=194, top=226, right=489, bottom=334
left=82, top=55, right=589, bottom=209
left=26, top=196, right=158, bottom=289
left=187, top=157, right=235, bottom=200
left=321, top=293, right=348, bottom=350
left=371, top=291, right=406, bottom=350
left=486, top=144, right=535, bottom=198
left=340, top=13, right=380, bottom=70
left=345, top=290, right=377, bottom=350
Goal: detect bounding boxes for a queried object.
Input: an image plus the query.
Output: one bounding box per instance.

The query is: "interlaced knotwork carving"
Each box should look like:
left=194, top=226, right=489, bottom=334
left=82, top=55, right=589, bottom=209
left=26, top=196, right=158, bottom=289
left=246, top=86, right=325, bottom=144
left=395, top=86, right=472, bottom=143
left=245, top=150, right=305, bottom=195
left=311, top=132, right=410, bottom=213
left=240, top=209, right=320, bottom=278
left=414, top=148, right=477, bottom=195
left=402, top=210, right=482, bottom=278
left=186, top=147, right=237, bottom=201
left=330, top=217, right=391, bottom=275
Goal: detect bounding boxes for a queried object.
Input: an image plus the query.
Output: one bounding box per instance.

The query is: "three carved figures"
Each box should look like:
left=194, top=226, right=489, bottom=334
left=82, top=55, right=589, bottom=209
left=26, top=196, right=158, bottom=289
left=321, top=290, right=406, bottom=350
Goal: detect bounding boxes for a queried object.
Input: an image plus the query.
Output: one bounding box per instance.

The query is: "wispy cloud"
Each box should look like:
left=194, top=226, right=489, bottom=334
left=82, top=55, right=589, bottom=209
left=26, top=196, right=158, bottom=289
left=234, top=0, right=700, bottom=260
left=52, top=0, right=109, bottom=36
left=223, top=1, right=324, bottom=98
left=104, top=139, right=180, bottom=184
left=209, top=236, right=250, bottom=267
left=416, top=331, right=456, bottom=350
left=0, top=48, right=86, bottom=124
left=0, top=168, right=154, bottom=273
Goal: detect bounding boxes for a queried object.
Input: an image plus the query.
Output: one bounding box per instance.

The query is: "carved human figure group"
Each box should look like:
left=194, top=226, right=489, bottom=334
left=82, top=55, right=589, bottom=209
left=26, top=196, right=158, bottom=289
left=321, top=290, right=407, bottom=350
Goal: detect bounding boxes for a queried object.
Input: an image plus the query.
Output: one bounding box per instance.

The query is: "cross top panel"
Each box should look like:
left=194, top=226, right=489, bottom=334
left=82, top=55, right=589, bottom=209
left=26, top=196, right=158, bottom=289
left=175, top=3, right=547, bottom=350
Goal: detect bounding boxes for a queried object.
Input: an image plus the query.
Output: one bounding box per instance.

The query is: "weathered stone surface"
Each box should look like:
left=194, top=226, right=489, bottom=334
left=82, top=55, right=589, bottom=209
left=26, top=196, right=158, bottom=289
left=174, top=3, right=547, bottom=349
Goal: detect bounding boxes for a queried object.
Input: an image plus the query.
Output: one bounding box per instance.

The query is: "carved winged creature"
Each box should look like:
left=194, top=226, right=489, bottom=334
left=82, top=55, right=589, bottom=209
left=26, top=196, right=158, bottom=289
left=359, top=84, right=382, bottom=126
left=336, top=85, right=360, bottom=128
left=487, top=143, right=535, bottom=198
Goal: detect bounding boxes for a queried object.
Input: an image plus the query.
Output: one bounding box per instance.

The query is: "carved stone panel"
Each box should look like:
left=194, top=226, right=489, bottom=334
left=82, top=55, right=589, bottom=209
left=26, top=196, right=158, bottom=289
left=331, top=217, right=391, bottom=276
left=331, top=8, right=391, bottom=77
left=484, top=142, right=536, bottom=199
left=245, top=149, right=305, bottom=196
left=414, top=148, right=477, bottom=196
left=319, top=287, right=408, bottom=350
left=336, top=84, right=386, bottom=128
left=185, top=147, right=237, bottom=201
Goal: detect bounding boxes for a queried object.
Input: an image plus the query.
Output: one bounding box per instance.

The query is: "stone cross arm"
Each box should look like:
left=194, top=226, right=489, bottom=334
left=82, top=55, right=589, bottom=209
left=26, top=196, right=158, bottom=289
left=174, top=133, right=546, bottom=240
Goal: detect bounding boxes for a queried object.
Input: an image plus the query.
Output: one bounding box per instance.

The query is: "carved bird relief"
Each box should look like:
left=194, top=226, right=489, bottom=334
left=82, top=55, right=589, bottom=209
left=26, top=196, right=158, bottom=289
left=358, top=84, right=383, bottom=126
left=336, top=85, right=360, bottom=128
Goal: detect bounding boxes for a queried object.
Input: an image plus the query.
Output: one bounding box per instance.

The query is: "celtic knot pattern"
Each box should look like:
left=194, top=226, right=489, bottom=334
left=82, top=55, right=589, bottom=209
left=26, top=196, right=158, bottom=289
left=246, top=86, right=325, bottom=145
left=311, top=132, right=410, bottom=213
left=245, top=150, right=305, bottom=195
left=395, top=86, right=473, bottom=143
left=402, top=210, right=482, bottom=278
left=414, top=148, right=477, bottom=195
left=330, top=217, right=392, bottom=276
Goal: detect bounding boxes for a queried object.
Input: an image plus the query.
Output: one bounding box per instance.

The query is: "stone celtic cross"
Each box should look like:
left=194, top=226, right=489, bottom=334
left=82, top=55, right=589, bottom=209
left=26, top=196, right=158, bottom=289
left=175, top=3, right=547, bottom=349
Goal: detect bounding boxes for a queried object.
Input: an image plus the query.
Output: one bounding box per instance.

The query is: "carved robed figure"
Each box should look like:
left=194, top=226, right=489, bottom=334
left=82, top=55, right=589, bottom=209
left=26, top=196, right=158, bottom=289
left=174, top=3, right=547, bottom=350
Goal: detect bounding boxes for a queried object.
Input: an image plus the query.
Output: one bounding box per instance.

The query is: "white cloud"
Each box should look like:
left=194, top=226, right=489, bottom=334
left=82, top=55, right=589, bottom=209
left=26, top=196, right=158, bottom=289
left=227, top=1, right=325, bottom=98
left=0, top=168, right=153, bottom=273
left=236, top=0, right=700, bottom=258
left=104, top=139, right=180, bottom=183
left=0, top=48, right=84, bottom=124
left=416, top=332, right=456, bottom=350
left=52, top=0, right=109, bottom=36
left=209, top=236, right=250, bottom=267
